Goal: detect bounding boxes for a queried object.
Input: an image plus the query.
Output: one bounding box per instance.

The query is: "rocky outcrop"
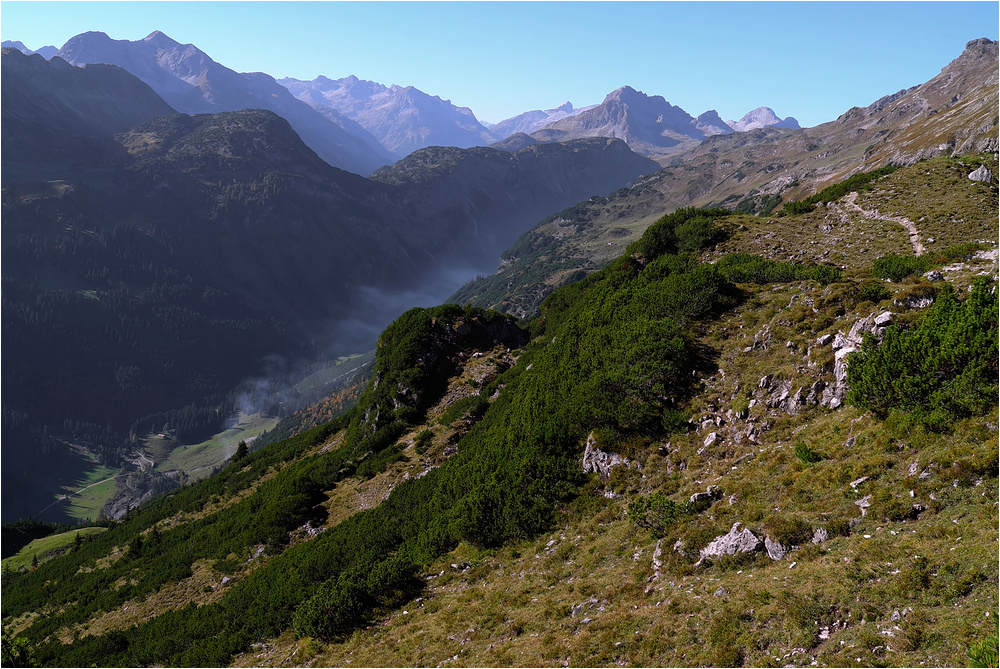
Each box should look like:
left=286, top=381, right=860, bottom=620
left=698, top=522, right=762, bottom=562
left=764, top=536, right=790, bottom=560
left=581, top=432, right=630, bottom=481
left=969, top=164, right=994, bottom=182
left=819, top=312, right=896, bottom=408
left=689, top=485, right=723, bottom=506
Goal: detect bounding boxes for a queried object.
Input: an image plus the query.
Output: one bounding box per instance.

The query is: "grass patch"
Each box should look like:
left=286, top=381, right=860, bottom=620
left=2, top=528, right=107, bottom=571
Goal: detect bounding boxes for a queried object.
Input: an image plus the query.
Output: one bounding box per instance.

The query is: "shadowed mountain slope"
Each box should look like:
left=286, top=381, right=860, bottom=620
left=56, top=31, right=393, bottom=175
left=1, top=48, right=661, bottom=522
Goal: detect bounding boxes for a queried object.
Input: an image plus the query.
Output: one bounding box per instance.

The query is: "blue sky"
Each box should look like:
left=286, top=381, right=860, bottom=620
left=2, top=1, right=997, bottom=127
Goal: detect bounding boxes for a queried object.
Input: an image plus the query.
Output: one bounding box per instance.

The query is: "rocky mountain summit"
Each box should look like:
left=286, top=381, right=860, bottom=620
left=529, top=85, right=713, bottom=155
left=279, top=74, right=494, bottom=157
left=55, top=31, right=393, bottom=174
left=727, top=106, right=801, bottom=131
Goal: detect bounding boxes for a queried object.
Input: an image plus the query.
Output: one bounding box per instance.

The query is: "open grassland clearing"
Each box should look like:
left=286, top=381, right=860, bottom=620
left=154, top=412, right=278, bottom=480
left=2, top=527, right=108, bottom=572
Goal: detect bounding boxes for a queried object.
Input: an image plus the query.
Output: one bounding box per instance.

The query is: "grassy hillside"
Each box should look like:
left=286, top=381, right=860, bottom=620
left=1, top=161, right=996, bottom=668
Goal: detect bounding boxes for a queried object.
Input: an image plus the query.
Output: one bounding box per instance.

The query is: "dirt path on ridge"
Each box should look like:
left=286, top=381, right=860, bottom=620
left=844, top=191, right=925, bottom=255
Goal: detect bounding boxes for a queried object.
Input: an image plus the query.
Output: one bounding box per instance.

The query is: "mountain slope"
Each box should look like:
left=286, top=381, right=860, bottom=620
left=370, top=139, right=660, bottom=258
left=2, top=160, right=995, bottom=668
left=1, top=47, right=177, bottom=178
left=280, top=74, right=494, bottom=157
left=452, top=38, right=999, bottom=316
left=56, top=31, right=393, bottom=175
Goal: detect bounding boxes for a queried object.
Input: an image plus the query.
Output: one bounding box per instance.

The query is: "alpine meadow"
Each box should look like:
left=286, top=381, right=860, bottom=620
left=1, top=11, right=998, bottom=669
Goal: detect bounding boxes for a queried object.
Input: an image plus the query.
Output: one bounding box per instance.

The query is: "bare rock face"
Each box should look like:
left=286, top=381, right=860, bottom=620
left=968, top=164, right=994, bottom=182
left=764, top=536, right=790, bottom=560
left=581, top=432, right=630, bottom=481
left=689, top=485, right=723, bottom=506
left=698, top=522, right=763, bottom=562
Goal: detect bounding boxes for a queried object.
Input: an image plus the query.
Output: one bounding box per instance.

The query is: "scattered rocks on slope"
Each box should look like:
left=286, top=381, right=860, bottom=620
left=819, top=311, right=896, bottom=408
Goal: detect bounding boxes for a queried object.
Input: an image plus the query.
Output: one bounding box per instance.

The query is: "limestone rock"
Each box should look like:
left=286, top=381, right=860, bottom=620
left=689, top=485, right=723, bottom=505
left=764, top=535, right=789, bottom=560
left=581, top=432, right=629, bottom=481
left=698, top=522, right=762, bottom=561
left=811, top=527, right=829, bottom=544
left=855, top=494, right=873, bottom=516
left=969, top=164, right=993, bottom=182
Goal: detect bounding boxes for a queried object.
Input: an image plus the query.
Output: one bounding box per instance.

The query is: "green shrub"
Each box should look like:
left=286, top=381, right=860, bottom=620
left=849, top=281, right=892, bottom=305
left=764, top=515, right=813, bottom=546
left=627, top=493, right=686, bottom=538
left=794, top=441, right=822, bottom=465
left=871, top=254, right=930, bottom=282
left=847, top=279, right=998, bottom=429
left=967, top=633, right=999, bottom=668
left=414, top=429, right=433, bottom=454
left=439, top=395, right=488, bottom=426
left=939, top=242, right=984, bottom=261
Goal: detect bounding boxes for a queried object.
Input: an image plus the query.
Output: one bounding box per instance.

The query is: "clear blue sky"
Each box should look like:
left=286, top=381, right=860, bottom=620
left=2, top=1, right=997, bottom=127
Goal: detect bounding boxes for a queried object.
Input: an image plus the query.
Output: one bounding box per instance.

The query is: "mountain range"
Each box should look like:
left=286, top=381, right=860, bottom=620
left=1, top=28, right=997, bottom=669
left=53, top=31, right=394, bottom=175
left=6, top=32, right=801, bottom=172
left=278, top=74, right=496, bottom=157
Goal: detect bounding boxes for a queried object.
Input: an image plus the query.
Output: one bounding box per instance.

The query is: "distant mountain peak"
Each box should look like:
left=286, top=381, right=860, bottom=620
left=960, top=37, right=999, bottom=60
left=727, top=106, right=800, bottom=132
left=143, top=30, right=182, bottom=48
left=693, top=110, right=733, bottom=136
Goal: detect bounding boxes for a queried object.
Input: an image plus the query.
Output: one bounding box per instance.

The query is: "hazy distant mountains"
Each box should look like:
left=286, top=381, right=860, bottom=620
left=486, top=101, right=595, bottom=138
left=1, top=40, right=57, bottom=59
left=6, top=32, right=804, bottom=167
left=1, top=44, right=661, bottom=520
left=279, top=75, right=496, bottom=157
left=53, top=31, right=394, bottom=175
left=529, top=86, right=730, bottom=155
left=727, top=106, right=801, bottom=132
